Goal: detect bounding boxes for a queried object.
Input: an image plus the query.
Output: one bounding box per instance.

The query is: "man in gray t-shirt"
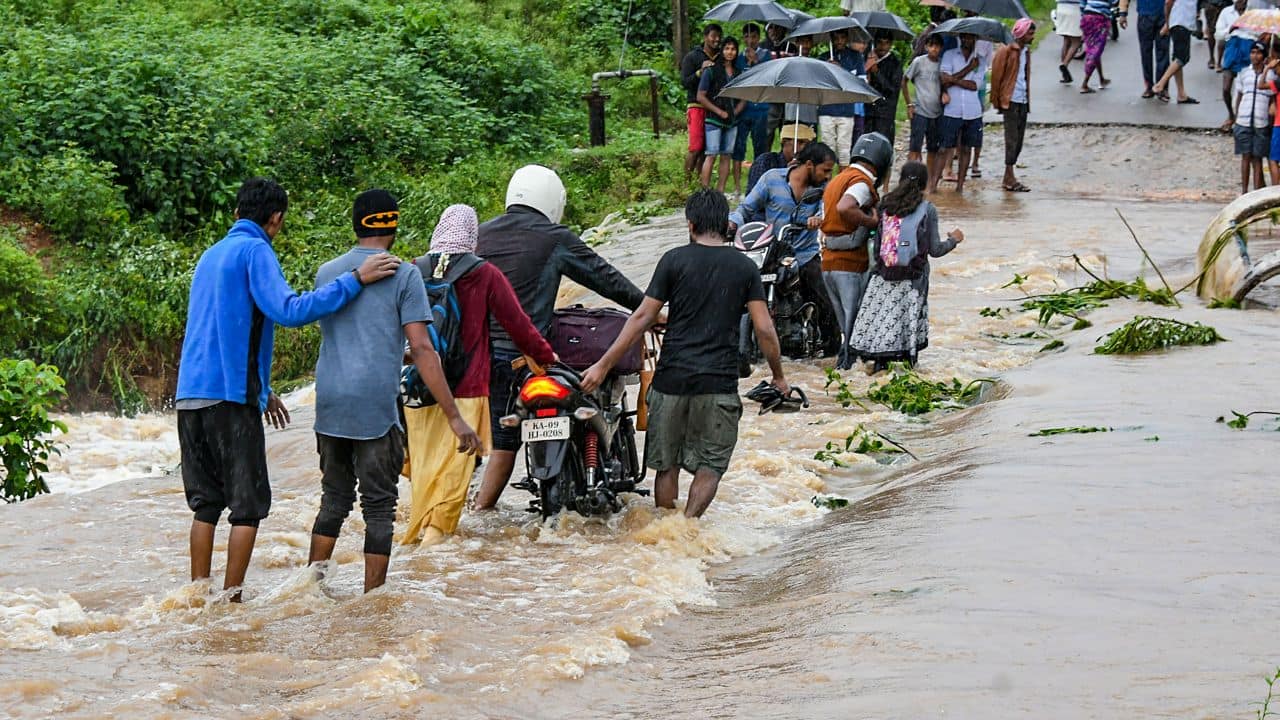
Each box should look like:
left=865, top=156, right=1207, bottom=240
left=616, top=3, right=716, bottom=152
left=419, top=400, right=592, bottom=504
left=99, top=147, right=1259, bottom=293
left=307, top=189, right=481, bottom=593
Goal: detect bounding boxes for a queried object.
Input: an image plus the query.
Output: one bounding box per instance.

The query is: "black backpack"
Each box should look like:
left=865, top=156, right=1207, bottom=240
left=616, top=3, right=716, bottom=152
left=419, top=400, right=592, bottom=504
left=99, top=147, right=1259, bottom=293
left=399, top=252, right=486, bottom=408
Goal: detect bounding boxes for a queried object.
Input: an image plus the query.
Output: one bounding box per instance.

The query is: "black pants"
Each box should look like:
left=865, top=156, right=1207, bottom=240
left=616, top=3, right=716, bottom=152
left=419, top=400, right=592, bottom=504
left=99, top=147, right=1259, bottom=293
left=864, top=112, right=896, bottom=143
left=179, top=402, right=270, bottom=528
left=313, top=431, right=404, bottom=556
left=1003, top=102, right=1029, bottom=167
left=1137, top=13, right=1171, bottom=88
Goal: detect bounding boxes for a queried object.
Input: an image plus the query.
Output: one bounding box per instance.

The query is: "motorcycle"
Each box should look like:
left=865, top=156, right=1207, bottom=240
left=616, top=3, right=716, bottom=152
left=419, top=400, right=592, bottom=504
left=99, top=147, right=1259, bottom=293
left=733, top=186, right=828, bottom=362
left=499, top=362, right=647, bottom=520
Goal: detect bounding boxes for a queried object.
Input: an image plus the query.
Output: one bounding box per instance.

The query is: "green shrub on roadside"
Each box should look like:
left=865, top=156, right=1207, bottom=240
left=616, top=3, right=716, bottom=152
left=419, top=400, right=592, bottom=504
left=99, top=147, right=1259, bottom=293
left=0, top=231, right=63, bottom=357
left=0, top=147, right=130, bottom=247
left=0, top=359, right=67, bottom=503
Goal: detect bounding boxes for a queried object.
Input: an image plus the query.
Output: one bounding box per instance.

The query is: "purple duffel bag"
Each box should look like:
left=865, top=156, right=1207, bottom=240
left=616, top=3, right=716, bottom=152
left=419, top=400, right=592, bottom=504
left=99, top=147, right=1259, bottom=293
left=550, top=305, right=642, bottom=375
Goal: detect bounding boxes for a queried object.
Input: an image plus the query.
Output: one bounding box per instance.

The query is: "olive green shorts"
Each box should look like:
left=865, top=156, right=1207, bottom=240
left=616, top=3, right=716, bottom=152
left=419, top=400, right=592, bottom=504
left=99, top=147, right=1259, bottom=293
left=644, top=389, right=743, bottom=476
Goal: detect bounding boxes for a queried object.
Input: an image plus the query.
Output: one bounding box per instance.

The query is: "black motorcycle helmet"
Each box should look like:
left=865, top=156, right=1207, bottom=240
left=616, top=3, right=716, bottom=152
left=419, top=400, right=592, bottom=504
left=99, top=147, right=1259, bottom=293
left=850, top=132, right=893, bottom=185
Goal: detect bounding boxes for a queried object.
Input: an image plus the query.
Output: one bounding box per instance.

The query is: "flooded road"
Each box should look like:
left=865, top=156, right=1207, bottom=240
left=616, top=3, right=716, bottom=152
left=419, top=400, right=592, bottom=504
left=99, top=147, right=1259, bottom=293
left=2, top=129, right=1277, bottom=718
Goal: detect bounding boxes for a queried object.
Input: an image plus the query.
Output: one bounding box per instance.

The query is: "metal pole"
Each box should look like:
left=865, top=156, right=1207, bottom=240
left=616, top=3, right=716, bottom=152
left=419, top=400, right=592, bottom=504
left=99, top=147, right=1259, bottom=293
left=649, top=75, right=661, bottom=139
left=585, top=90, right=608, bottom=147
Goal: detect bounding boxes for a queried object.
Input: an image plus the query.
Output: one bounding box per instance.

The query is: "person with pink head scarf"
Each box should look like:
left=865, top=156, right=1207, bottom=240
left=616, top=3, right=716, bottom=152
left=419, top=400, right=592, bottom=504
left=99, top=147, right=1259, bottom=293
left=401, top=204, right=556, bottom=546
left=992, top=19, right=1038, bottom=192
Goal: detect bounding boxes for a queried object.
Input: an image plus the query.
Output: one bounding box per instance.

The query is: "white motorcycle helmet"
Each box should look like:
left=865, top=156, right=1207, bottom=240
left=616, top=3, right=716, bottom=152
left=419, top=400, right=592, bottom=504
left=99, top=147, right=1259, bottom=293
left=505, top=164, right=566, bottom=224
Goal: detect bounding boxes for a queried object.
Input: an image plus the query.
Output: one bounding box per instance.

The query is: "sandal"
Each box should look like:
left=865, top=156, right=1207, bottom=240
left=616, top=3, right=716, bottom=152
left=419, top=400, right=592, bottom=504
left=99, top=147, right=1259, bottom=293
left=1156, top=91, right=1170, bottom=102
left=1080, top=86, right=1096, bottom=94
left=1178, top=96, right=1200, bottom=104
left=1003, top=182, right=1031, bottom=192
left=1141, top=89, right=1156, bottom=99
left=971, top=167, right=983, bottom=178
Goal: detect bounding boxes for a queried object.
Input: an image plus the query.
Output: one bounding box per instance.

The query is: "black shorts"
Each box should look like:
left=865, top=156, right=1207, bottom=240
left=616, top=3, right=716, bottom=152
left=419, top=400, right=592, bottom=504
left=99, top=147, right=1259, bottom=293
left=489, top=348, right=523, bottom=452
left=909, top=113, right=942, bottom=154
left=179, top=402, right=270, bottom=527
left=1171, top=25, right=1192, bottom=66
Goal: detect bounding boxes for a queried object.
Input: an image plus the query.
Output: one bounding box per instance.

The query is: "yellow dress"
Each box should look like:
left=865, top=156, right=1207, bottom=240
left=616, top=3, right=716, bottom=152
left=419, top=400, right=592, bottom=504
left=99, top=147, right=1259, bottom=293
left=401, top=397, right=491, bottom=543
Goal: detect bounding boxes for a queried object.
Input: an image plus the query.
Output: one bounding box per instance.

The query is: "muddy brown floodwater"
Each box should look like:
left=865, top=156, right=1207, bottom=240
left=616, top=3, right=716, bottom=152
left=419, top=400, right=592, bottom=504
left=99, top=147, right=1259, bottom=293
left=1, top=127, right=1276, bottom=719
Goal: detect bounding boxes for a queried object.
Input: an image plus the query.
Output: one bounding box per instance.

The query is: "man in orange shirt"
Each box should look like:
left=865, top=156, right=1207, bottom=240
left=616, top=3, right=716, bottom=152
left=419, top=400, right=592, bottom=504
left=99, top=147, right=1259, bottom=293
left=819, top=132, right=892, bottom=370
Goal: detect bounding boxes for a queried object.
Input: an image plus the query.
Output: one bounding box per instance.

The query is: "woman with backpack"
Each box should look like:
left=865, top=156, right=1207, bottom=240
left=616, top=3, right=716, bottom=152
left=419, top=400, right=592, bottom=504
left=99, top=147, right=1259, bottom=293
left=401, top=204, right=556, bottom=546
left=847, top=161, right=964, bottom=372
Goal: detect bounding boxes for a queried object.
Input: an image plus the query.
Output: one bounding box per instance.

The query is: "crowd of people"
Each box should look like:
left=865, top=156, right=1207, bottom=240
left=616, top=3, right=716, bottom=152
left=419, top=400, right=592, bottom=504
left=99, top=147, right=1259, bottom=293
left=174, top=168, right=797, bottom=599
left=1054, top=0, right=1280, bottom=193
left=682, top=12, right=1038, bottom=198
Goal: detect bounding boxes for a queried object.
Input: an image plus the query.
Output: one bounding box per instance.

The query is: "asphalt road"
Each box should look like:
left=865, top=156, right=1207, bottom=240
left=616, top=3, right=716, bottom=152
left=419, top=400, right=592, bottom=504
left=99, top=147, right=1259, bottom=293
left=983, top=15, right=1227, bottom=129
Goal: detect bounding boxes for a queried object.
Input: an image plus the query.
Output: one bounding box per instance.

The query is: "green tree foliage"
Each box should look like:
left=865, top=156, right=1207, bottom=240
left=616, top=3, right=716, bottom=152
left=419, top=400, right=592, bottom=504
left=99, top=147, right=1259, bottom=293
left=0, top=359, right=67, bottom=503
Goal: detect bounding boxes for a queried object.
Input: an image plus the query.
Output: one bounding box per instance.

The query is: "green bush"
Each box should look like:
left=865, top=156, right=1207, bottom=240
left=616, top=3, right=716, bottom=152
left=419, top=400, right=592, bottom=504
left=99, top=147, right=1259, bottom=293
left=0, top=146, right=130, bottom=247
left=0, top=230, right=63, bottom=356
left=0, top=359, right=67, bottom=503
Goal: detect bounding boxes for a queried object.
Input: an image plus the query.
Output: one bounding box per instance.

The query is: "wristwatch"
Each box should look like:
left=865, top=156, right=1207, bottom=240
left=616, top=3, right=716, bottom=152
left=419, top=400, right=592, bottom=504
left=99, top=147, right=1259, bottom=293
left=350, top=268, right=364, bottom=286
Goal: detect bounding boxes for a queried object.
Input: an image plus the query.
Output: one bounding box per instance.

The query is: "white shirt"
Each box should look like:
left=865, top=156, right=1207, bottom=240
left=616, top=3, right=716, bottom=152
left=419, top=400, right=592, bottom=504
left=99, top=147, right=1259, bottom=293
left=840, top=0, right=887, bottom=11
left=1011, top=46, right=1030, bottom=104
left=1235, top=65, right=1275, bottom=128
left=844, top=165, right=879, bottom=208
left=941, top=48, right=984, bottom=120
left=975, top=39, right=994, bottom=75
left=1168, top=0, right=1197, bottom=30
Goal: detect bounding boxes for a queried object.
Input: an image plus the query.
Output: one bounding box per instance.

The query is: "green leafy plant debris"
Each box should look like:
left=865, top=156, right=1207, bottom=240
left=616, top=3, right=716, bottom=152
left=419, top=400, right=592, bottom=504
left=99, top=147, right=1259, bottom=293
left=811, top=495, right=850, bottom=510
left=1257, top=666, right=1280, bottom=720
left=1216, top=411, right=1280, bottom=430
left=1039, top=339, right=1064, bottom=352
left=1029, top=426, right=1112, bottom=437
left=813, top=424, right=913, bottom=467
left=867, top=367, right=995, bottom=415
left=1094, top=316, right=1225, bottom=355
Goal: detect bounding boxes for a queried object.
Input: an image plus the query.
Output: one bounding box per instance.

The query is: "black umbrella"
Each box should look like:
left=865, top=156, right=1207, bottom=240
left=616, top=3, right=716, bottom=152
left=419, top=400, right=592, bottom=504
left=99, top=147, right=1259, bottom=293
left=719, top=57, right=880, bottom=143
left=783, top=16, right=872, bottom=45
left=718, top=55, right=881, bottom=145
left=703, top=0, right=798, bottom=27
left=849, top=11, right=916, bottom=41
left=949, top=0, right=1029, bottom=19
left=934, top=16, right=1015, bottom=43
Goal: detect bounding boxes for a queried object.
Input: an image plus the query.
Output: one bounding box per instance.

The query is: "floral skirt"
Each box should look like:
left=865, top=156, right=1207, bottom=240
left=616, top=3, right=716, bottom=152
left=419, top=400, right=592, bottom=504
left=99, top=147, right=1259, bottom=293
left=848, top=274, right=929, bottom=362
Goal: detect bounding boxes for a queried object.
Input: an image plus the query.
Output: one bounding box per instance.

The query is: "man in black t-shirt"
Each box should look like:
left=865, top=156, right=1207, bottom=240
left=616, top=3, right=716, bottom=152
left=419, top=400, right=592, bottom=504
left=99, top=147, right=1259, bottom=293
left=581, top=190, right=789, bottom=518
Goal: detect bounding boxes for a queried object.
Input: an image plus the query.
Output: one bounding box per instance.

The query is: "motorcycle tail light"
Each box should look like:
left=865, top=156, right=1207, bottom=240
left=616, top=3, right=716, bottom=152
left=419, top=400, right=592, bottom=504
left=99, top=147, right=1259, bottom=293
left=520, top=376, right=571, bottom=404
left=535, top=408, right=559, bottom=418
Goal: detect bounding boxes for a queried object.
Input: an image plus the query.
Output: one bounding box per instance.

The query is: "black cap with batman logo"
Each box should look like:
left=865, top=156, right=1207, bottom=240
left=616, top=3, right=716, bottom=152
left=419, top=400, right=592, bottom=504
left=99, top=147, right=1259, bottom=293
left=353, top=189, right=399, bottom=238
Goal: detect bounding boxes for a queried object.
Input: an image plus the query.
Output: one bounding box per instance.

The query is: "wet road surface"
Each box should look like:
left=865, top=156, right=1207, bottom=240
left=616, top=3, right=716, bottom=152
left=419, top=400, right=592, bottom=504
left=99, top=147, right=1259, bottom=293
left=985, top=17, right=1226, bottom=129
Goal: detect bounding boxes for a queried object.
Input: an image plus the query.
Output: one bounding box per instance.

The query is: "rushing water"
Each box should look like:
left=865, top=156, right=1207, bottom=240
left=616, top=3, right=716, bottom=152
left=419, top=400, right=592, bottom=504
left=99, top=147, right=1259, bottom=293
left=2, top=130, right=1277, bottom=718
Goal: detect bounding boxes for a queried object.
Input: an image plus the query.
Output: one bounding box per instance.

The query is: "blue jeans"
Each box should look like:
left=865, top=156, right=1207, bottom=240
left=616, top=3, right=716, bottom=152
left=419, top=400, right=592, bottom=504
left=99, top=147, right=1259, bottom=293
left=1137, top=13, right=1170, bottom=89
left=734, top=113, right=771, bottom=162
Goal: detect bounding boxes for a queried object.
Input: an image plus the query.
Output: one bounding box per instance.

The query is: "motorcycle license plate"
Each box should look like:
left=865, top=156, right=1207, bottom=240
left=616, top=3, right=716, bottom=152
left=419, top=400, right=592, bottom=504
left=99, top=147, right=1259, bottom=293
left=760, top=273, right=777, bottom=283
left=521, top=416, right=570, bottom=442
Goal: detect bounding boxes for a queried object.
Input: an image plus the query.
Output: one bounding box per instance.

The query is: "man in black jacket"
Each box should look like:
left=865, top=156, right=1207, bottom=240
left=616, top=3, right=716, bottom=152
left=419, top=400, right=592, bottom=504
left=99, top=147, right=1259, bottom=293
left=865, top=32, right=904, bottom=141
left=473, top=164, right=645, bottom=510
left=681, top=24, right=722, bottom=182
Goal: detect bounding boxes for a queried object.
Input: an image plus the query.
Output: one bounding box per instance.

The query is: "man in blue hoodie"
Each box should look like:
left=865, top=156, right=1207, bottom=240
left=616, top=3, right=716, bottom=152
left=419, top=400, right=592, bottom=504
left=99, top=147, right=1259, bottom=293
left=174, top=178, right=400, bottom=601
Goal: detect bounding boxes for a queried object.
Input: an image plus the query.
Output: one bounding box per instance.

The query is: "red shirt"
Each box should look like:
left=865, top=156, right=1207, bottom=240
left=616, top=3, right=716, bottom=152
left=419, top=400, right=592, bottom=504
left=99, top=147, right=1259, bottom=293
left=448, top=262, right=555, bottom=398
